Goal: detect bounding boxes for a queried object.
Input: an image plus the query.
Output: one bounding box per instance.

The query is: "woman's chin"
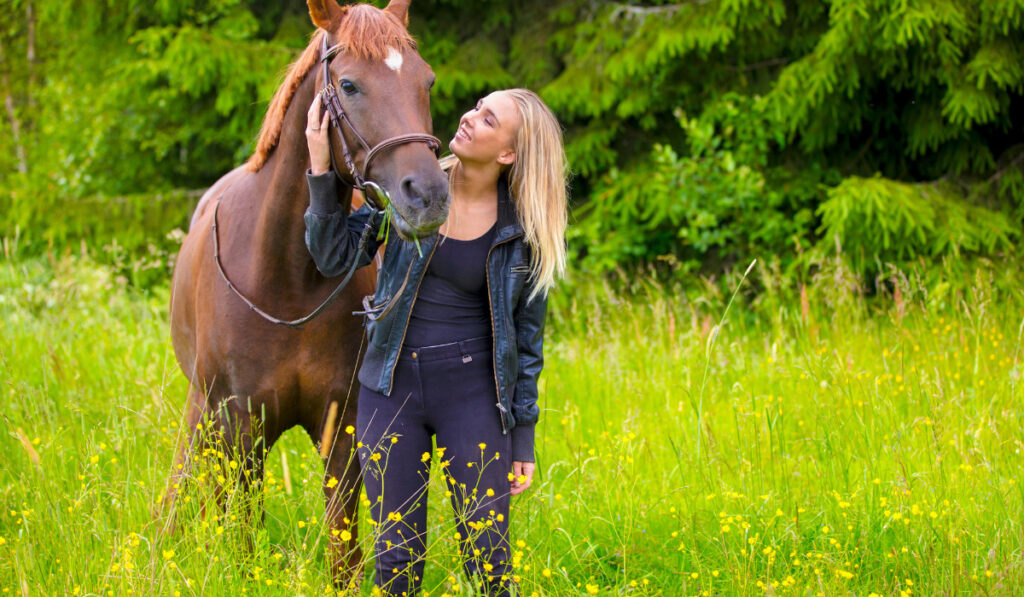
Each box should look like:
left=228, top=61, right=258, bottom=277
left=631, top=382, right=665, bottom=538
left=448, top=139, right=468, bottom=159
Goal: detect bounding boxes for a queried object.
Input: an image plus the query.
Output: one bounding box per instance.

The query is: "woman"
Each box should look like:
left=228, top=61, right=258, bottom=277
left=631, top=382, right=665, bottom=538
left=304, top=88, right=567, bottom=596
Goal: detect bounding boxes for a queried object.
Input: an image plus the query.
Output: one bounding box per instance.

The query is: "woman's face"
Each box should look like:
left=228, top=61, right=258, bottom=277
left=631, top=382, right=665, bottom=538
left=449, top=91, right=521, bottom=167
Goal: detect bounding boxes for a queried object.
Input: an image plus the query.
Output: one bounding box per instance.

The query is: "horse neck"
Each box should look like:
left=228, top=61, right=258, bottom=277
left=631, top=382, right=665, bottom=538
left=249, top=75, right=339, bottom=285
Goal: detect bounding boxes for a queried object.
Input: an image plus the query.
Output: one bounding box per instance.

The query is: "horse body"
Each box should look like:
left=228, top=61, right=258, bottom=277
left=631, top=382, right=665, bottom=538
left=172, top=109, right=371, bottom=427
left=168, top=69, right=374, bottom=578
left=164, top=0, right=447, bottom=586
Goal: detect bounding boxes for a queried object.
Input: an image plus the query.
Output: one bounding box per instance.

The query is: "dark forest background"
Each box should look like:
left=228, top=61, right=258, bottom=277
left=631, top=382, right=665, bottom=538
left=2, top=0, right=1021, bottom=288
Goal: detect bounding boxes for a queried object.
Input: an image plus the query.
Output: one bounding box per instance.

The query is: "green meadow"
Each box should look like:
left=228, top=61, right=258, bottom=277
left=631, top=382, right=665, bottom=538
left=2, top=250, right=1022, bottom=596
left=3, top=1, right=1022, bottom=595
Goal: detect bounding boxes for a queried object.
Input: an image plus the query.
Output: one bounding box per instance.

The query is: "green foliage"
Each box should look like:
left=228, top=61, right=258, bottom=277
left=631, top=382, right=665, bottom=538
left=547, top=0, right=1023, bottom=278
left=571, top=94, right=820, bottom=275
left=818, top=175, right=1018, bottom=272
left=0, top=0, right=301, bottom=261
left=1, top=0, right=1022, bottom=284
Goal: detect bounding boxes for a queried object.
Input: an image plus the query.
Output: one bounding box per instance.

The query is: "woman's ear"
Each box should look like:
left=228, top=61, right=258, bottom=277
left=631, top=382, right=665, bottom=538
left=497, top=148, right=516, bottom=166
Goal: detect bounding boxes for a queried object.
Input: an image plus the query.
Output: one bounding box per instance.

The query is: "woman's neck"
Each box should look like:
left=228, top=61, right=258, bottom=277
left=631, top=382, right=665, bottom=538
left=453, top=160, right=501, bottom=204
left=441, top=159, right=500, bottom=238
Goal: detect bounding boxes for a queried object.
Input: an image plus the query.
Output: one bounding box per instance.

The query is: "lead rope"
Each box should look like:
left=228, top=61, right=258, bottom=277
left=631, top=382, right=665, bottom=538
left=353, top=258, right=415, bottom=321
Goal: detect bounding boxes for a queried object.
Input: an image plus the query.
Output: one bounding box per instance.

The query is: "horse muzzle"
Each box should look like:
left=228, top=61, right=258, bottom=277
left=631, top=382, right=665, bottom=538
left=388, top=172, right=449, bottom=240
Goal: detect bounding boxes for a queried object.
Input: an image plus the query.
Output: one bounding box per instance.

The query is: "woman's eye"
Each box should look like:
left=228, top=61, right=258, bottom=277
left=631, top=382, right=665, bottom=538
left=340, top=80, right=358, bottom=95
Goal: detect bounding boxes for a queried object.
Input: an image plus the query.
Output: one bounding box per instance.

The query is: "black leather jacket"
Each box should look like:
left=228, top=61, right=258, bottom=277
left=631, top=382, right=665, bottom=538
left=303, top=170, right=545, bottom=462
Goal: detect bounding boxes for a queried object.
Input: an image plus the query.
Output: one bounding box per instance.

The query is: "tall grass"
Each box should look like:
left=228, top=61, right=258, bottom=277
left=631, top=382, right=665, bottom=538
left=1, top=249, right=1022, bottom=595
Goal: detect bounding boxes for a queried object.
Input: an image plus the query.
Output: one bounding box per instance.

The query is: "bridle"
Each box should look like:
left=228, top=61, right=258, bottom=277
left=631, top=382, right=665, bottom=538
left=318, top=32, right=441, bottom=209
left=210, top=31, right=442, bottom=330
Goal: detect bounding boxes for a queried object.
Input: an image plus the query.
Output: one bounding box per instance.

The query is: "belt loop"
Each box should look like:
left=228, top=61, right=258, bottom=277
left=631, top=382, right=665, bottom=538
left=459, top=339, right=473, bottom=364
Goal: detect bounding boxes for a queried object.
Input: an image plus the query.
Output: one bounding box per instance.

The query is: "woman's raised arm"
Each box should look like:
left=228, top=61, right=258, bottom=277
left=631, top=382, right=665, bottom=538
left=303, top=93, right=383, bottom=277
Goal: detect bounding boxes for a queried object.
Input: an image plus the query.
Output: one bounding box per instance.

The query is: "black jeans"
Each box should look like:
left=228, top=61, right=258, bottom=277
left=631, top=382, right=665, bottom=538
left=356, top=336, right=517, bottom=597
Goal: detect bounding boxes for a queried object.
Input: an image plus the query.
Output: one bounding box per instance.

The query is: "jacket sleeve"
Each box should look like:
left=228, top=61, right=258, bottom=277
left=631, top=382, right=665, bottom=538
left=510, top=278, right=547, bottom=463
left=303, top=169, right=384, bottom=277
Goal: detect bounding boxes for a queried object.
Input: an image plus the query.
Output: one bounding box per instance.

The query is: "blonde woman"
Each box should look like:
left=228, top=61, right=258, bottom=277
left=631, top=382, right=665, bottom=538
left=304, top=88, right=568, bottom=596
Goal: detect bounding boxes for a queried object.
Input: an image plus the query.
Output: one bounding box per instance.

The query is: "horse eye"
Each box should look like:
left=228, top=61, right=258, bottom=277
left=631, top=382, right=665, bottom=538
left=340, top=80, right=358, bottom=95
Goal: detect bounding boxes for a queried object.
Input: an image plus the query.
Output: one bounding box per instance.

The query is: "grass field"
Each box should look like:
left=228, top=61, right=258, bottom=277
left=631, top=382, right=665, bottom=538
left=2, top=251, right=1022, bottom=596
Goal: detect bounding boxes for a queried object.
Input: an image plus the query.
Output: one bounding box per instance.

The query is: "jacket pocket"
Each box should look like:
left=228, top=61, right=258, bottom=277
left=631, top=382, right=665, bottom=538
left=509, top=265, right=531, bottom=274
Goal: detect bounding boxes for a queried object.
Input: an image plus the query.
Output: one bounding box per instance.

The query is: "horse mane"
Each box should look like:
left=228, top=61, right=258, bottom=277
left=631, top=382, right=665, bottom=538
left=245, top=4, right=416, bottom=172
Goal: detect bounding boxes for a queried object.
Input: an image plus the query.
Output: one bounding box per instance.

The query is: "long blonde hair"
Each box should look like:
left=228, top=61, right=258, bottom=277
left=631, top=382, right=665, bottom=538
left=440, top=89, right=568, bottom=302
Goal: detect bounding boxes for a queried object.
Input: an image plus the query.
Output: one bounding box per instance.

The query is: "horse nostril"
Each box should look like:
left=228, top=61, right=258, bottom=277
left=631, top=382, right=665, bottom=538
left=401, top=176, right=429, bottom=210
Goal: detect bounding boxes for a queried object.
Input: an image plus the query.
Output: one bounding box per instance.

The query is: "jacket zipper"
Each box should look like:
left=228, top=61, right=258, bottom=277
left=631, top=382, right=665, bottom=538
left=485, top=232, right=523, bottom=436
left=386, top=237, right=440, bottom=394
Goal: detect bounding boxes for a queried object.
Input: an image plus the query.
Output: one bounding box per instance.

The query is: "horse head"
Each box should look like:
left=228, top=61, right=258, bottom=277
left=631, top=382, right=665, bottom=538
left=308, top=0, right=449, bottom=240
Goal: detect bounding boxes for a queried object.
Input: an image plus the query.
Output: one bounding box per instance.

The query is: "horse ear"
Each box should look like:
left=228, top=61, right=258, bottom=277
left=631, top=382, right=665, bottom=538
left=383, top=0, right=411, bottom=26
left=307, top=0, right=345, bottom=31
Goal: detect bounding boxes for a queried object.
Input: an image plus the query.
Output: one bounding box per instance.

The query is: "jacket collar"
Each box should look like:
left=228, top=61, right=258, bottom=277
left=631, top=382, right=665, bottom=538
left=494, top=173, right=524, bottom=243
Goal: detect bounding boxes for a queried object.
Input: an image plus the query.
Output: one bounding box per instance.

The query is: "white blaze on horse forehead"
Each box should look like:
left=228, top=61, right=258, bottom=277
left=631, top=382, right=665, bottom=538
left=385, top=46, right=403, bottom=73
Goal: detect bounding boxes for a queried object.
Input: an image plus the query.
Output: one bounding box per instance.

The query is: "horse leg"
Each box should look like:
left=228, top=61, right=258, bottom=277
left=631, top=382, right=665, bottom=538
left=318, top=399, right=365, bottom=591
left=158, top=383, right=210, bottom=530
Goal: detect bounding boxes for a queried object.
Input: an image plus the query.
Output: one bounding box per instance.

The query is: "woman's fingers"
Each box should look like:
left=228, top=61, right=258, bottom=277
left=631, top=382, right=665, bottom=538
left=307, top=93, right=332, bottom=175
left=307, top=92, right=321, bottom=126
left=522, top=462, right=535, bottom=488
left=510, top=462, right=520, bottom=493
left=510, top=460, right=534, bottom=495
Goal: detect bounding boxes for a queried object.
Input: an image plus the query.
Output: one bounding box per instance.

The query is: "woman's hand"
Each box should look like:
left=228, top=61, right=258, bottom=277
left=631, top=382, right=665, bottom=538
left=510, top=461, right=534, bottom=495
left=306, top=93, right=332, bottom=175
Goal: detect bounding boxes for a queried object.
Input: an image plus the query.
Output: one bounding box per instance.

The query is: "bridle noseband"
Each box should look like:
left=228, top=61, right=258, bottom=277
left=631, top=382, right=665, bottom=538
left=319, top=33, right=441, bottom=209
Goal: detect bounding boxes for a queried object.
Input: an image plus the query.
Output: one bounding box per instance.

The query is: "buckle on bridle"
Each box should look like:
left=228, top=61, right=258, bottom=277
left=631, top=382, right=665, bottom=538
left=353, top=294, right=387, bottom=318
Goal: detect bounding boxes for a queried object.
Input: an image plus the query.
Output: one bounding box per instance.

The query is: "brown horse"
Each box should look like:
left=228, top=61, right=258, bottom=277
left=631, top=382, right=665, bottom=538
left=164, top=0, right=447, bottom=587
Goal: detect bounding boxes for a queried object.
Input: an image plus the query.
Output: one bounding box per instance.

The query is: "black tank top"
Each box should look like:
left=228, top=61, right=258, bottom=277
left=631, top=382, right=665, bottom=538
left=403, top=222, right=497, bottom=347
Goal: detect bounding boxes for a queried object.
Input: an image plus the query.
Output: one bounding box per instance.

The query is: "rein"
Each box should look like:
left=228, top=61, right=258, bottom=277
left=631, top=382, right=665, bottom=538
left=212, top=190, right=383, bottom=330
left=210, top=31, right=439, bottom=330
